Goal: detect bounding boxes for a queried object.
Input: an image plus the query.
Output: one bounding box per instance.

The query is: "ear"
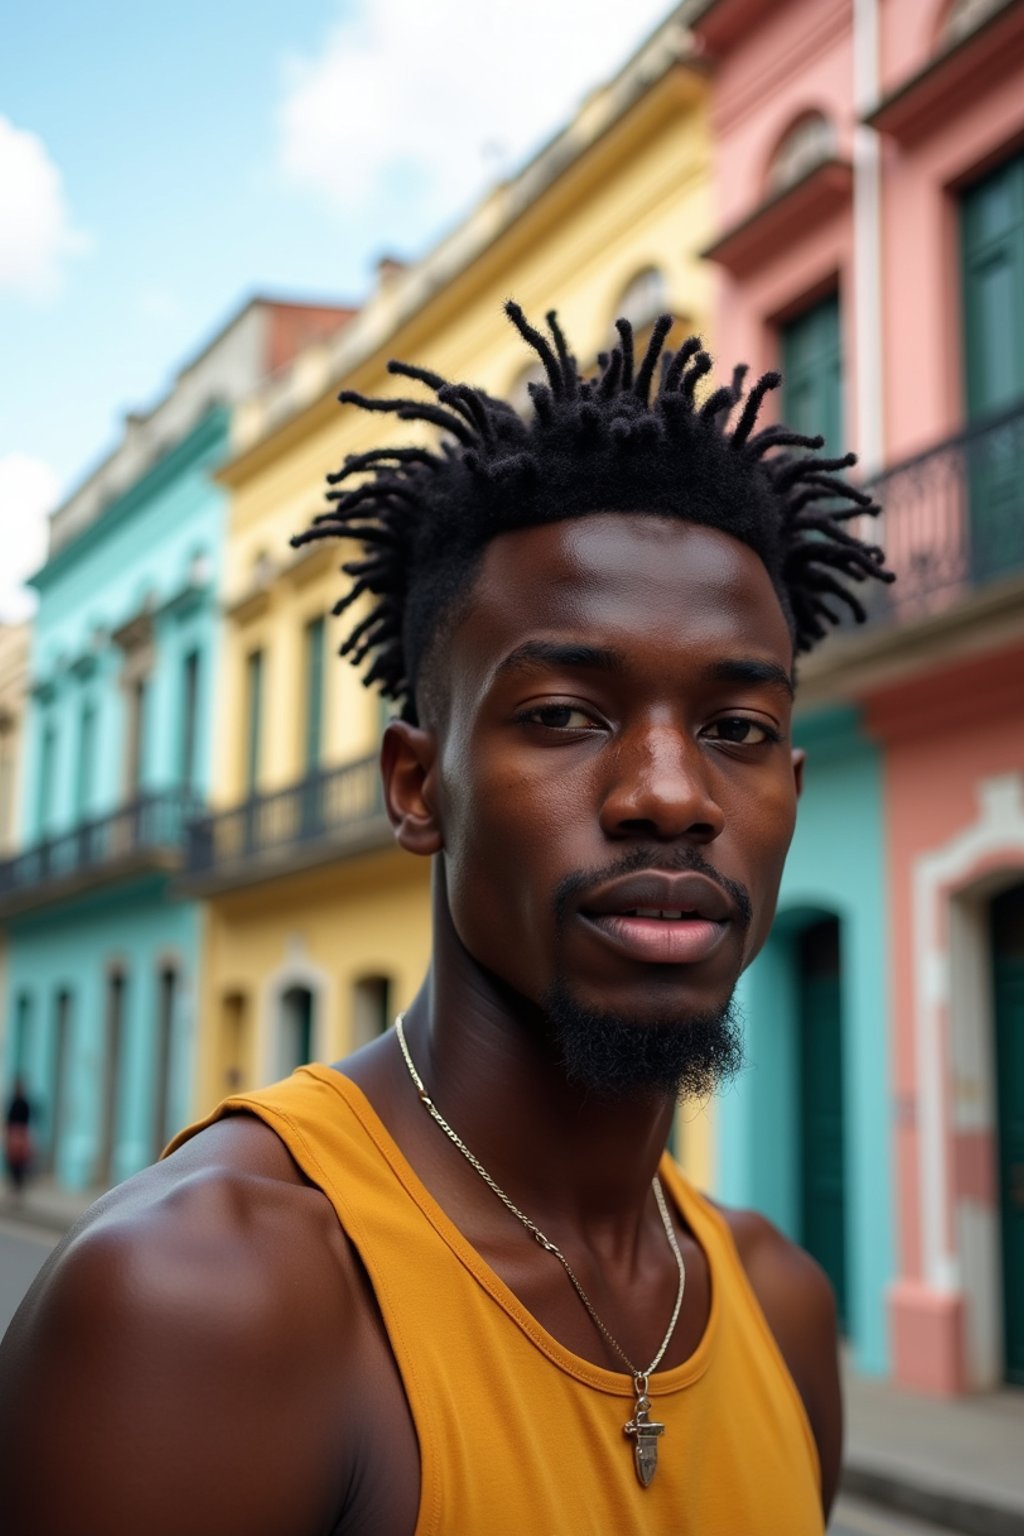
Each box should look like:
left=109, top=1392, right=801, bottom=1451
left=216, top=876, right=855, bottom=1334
left=791, top=747, right=806, bottom=799
left=381, top=720, right=443, bottom=856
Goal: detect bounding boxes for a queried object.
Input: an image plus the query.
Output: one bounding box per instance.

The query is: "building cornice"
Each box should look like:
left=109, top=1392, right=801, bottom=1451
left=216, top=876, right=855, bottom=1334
left=865, top=0, right=1024, bottom=145
left=31, top=406, right=229, bottom=593
left=701, top=156, right=852, bottom=276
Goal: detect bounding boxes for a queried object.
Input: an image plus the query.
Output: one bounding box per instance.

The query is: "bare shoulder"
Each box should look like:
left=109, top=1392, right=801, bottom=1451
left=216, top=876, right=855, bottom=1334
left=712, top=1200, right=842, bottom=1518
left=0, top=1115, right=363, bottom=1536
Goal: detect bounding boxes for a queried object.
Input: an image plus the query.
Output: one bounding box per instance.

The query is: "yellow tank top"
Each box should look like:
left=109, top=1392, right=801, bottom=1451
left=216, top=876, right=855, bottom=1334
left=171, top=1066, right=823, bottom=1535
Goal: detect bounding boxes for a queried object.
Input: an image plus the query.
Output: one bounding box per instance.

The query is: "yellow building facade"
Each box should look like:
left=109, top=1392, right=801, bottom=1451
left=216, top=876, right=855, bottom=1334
left=184, top=19, right=718, bottom=1182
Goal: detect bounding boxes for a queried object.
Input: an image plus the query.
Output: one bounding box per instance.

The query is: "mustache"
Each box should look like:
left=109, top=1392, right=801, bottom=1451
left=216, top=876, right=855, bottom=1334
left=552, top=846, right=753, bottom=931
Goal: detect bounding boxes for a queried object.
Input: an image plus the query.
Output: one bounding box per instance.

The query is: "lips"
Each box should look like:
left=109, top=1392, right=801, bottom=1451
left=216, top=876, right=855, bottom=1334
left=578, top=871, right=738, bottom=966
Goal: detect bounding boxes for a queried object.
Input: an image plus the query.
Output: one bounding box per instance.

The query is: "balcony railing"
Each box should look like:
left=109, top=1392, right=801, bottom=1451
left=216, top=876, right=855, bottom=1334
left=0, top=789, right=204, bottom=918
left=184, top=753, right=391, bottom=890
left=863, top=400, right=1024, bottom=627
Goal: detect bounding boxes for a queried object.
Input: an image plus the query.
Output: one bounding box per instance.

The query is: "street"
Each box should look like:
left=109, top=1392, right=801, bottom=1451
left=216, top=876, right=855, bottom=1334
left=0, top=1220, right=977, bottom=1536
left=829, top=1497, right=968, bottom=1535
left=0, top=1215, right=58, bottom=1338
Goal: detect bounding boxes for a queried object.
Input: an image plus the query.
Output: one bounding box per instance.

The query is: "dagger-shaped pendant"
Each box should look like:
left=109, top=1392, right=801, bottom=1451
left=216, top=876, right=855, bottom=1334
left=624, top=1376, right=665, bottom=1487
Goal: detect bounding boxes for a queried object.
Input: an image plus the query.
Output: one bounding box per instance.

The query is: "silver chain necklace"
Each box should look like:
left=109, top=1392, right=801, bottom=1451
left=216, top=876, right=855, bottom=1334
left=394, top=1013, right=685, bottom=1488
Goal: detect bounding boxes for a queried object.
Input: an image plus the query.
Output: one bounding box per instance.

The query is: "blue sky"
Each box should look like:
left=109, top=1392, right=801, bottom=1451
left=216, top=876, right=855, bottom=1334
left=0, top=0, right=675, bottom=618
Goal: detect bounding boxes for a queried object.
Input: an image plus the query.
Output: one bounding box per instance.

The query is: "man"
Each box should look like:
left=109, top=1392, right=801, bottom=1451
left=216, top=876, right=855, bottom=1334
left=0, top=306, right=891, bottom=1534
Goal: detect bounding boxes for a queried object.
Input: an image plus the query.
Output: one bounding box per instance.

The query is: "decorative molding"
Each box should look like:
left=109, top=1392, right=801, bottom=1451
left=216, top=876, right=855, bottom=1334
left=912, top=770, right=1024, bottom=1385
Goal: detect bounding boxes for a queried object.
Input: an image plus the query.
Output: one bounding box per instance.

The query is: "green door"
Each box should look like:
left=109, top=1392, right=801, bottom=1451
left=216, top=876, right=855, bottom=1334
left=798, top=917, right=848, bottom=1329
left=781, top=293, right=843, bottom=457
left=993, top=883, right=1024, bottom=1384
left=961, top=152, right=1024, bottom=581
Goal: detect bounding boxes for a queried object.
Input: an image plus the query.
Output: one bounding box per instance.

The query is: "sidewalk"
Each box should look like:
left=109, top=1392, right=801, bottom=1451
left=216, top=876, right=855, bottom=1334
left=842, top=1367, right=1024, bottom=1536
left=1, top=1176, right=97, bottom=1235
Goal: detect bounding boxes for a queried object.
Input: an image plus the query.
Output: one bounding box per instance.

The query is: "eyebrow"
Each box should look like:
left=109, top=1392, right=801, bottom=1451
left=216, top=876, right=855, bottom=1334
left=494, top=640, right=627, bottom=679
left=708, top=658, right=795, bottom=698
left=494, top=640, right=794, bottom=698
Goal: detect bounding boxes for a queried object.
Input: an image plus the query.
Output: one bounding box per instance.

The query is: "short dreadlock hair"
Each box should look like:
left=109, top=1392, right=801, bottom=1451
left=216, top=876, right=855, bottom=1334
left=292, top=303, right=893, bottom=724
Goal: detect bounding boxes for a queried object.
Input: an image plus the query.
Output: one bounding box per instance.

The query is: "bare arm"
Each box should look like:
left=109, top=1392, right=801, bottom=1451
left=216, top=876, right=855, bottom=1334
left=0, top=1121, right=364, bottom=1536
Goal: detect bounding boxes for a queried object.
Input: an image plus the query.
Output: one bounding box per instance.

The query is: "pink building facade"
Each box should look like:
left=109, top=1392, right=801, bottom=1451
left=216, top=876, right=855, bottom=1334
left=695, top=0, right=1024, bottom=1395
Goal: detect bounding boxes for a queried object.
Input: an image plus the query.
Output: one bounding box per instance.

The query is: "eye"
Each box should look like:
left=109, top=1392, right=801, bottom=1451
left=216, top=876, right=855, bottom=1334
left=516, top=703, right=600, bottom=731
left=704, top=716, right=781, bottom=746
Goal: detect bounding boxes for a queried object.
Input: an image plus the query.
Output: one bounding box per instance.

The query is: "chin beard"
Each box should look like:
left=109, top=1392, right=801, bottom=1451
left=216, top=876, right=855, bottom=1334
left=540, top=980, right=744, bottom=1100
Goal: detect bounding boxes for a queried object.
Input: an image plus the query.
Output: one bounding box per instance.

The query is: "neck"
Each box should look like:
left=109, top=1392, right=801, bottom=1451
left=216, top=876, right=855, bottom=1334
left=398, top=872, right=679, bottom=1234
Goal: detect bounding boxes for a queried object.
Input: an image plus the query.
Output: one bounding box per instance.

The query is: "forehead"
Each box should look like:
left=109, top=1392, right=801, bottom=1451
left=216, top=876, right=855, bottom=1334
left=448, top=513, right=793, bottom=695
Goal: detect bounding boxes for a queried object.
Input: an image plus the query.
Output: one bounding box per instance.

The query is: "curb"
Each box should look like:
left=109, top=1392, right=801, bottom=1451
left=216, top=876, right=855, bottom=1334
left=842, top=1462, right=1024, bottom=1536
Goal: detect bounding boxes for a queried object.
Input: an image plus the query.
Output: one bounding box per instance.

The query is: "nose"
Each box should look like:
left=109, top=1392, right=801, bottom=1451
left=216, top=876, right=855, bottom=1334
left=599, top=724, right=725, bottom=843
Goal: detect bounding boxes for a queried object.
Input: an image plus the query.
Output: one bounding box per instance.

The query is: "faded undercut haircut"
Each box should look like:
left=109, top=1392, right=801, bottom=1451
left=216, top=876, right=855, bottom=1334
left=292, top=303, right=894, bottom=723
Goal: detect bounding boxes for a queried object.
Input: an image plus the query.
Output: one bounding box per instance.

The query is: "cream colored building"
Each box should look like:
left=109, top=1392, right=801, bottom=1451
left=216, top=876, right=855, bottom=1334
left=182, top=7, right=717, bottom=1183
left=0, top=621, right=31, bottom=1070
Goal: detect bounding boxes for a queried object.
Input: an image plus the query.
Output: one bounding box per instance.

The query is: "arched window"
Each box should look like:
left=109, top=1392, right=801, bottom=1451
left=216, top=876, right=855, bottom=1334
left=766, top=113, right=836, bottom=197
left=615, top=267, right=670, bottom=337
left=278, top=984, right=315, bottom=1077
left=508, top=360, right=546, bottom=418
left=352, top=975, right=392, bottom=1048
left=220, top=989, right=249, bottom=1092
left=941, top=0, right=1004, bottom=46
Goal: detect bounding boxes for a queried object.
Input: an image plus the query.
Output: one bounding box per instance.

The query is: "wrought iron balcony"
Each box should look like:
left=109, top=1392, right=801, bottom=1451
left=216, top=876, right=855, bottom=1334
left=183, top=753, right=392, bottom=893
left=0, top=789, right=204, bottom=919
left=863, top=399, right=1024, bottom=627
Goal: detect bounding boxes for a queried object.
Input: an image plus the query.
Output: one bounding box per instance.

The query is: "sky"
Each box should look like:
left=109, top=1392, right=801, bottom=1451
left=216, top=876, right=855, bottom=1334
left=0, top=0, right=676, bottom=621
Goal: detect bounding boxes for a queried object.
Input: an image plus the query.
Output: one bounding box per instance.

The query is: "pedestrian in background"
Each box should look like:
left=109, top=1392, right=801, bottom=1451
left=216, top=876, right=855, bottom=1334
left=4, top=1079, right=33, bottom=1200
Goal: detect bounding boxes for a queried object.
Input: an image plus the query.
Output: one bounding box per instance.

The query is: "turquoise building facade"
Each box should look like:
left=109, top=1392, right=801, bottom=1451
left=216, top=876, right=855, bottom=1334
left=0, top=298, right=350, bottom=1190
left=715, top=705, right=893, bottom=1378
left=1, top=410, right=227, bottom=1190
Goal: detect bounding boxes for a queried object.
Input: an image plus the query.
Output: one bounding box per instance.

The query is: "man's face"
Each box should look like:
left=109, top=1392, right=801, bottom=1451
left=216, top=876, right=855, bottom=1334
left=429, top=513, right=801, bottom=1070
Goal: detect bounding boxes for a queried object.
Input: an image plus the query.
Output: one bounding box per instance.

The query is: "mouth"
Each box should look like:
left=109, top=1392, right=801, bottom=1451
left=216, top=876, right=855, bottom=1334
left=579, top=910, right=729, bottom=965
left=575, top=870, right=741, bottom=966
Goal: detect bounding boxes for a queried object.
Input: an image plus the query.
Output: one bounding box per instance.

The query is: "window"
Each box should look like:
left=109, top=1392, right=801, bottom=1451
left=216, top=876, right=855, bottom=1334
left=961, top=151, right=1024, bottom=580
left=36, top=719, right=57, bottom=835
left=126, top=677, right=149, bottom=795
left=303, top=617, right=326, bottom=771
left=278, top=985, right=314, bottom=1077
left=617, top=268, right=669, bottom=336
left=508, top=361, right=546, bottom=418
left=98, top=969, right=127, bottom=1186
left=352, top=975, right=392, bottom=1048
left=153, top=966, right=177, bottom=1158
left=962, top=152, right=1024, bottom=421
left=220, top=990, right=249, bottom=1092
left=180, top=650, right=201, bottom=791
left=781, top=293, right=843, bottom=457
left=766, top=113, right=836, bottom=197
left=0, top=720, right=14, bottom=848
left=49, top=988, right=73, bottom=1175
left=13, top=992, right=32, bottom=1077
left=75, top=701, right=96, bottom=819
left=942, top=0, right=1005, bottom=46
left=245, top=649, right=264, bottom=794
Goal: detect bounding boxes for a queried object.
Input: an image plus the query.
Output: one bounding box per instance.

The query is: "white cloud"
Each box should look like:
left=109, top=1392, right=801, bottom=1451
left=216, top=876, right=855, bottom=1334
left=277, top=0, right=674, bottom=250
left=0, top=454, right=60, bottom=621
left=0, top=116, right=90, bottom=300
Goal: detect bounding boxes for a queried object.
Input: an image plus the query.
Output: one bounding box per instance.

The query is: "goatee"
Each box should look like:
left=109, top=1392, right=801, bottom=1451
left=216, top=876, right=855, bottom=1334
left=541, top=980, right=744, bottom=1100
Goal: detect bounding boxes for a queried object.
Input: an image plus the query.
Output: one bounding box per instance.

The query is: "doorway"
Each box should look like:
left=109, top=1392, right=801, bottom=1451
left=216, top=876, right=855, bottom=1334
left=352, top=975, right=392, bottom=1048
left=992, top=880, right=1024, bottom=1384
left=97, top=970, right=126, bottom=1186
left=278, top=985, right=314, bottom=1078
left=49, top=989, right=73, bottom=1175
left=797, top=916, right=848, bottom=1329
left=152, top=966, right=177, bottom=1160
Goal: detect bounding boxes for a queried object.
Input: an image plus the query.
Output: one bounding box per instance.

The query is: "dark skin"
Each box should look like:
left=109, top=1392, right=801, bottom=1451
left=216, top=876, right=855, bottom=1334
left=0, top=515, right=841, bottom=1535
